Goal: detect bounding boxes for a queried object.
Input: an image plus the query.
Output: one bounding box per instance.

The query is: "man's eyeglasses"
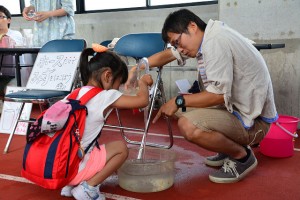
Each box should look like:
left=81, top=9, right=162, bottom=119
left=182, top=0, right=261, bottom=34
left=173, top=33, right=182, bottom=49
left=0, top=16, right=7, bottom=19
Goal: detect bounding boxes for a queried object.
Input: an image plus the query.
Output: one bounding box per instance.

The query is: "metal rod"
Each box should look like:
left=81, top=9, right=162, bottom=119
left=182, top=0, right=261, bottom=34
left=3, top=103, right=25, bottom=154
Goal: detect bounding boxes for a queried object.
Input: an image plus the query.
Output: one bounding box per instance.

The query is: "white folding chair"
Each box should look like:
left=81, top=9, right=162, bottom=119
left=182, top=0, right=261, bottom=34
left=3, top=39, right=86, bottom=153
left=105, top=33, right=174, bottom=149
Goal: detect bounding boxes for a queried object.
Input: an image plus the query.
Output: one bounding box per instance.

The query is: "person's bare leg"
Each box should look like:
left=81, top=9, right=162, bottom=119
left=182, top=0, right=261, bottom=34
left=178, top=116, right=247, bottom=159
left=86, top=141, right=128, bottom=186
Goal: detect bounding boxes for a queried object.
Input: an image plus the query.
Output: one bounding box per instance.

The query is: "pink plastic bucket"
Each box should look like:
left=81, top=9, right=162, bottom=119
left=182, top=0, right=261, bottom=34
left=260, top=115, right=299, bottom=158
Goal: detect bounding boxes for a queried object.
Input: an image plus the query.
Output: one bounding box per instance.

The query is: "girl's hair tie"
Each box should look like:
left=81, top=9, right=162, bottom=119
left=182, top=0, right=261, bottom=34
left=92, top=43, right=108, bottom=53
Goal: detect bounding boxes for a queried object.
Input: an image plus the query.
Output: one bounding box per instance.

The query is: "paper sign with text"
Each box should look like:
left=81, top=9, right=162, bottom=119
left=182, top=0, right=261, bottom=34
left=0, top=86, right=32, bottom=135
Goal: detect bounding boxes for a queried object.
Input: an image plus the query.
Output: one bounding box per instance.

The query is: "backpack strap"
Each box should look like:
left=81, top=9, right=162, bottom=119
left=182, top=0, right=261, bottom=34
left=70, top=87, right=103, bottom=153
left=79, top=87, right=104, bottom=153
left=79, top=87, right=103, bottom=105
left=67, top=88, right=81, bottom=99
left=84, top=130, right=102, bottom=154
left=67, top=87, right=103, bottom=105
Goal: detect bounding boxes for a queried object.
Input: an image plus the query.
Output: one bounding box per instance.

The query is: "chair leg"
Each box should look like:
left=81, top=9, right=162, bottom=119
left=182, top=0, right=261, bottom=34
left=140, top=71, right=173, bottom=149
left=3, top=102, right=25, bottom=154
left=158, top=79, right=174, bottom=148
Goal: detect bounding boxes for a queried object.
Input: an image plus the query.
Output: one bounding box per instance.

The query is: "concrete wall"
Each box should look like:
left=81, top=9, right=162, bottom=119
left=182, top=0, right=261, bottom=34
left=9, top=1, right=300, bottom=120
left=10, top=4, right=218, bottom=100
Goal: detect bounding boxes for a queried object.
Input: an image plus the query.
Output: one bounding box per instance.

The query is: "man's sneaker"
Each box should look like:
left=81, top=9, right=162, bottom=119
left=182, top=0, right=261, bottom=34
left=204, top=153, right=228, bottom=167
left=61, top=185, right=74, bottom=197
left=71, top=181, right=106, bottom=200
left=208, top=148, right=257, bottom=183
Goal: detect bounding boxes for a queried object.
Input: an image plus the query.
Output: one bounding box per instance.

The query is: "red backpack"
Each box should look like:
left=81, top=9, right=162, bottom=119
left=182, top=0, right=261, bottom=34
left=21, top=87, right=102, bottom=189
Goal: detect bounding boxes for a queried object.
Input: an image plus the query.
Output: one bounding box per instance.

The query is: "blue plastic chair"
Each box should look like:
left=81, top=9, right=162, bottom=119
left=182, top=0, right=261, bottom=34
left=106, top=33, right=174, bottom=149
left=3, top=39, right=86, bottom=153
left=100, top=40, right=112, bottom=47
left=114, top=33, right=165, bottom=59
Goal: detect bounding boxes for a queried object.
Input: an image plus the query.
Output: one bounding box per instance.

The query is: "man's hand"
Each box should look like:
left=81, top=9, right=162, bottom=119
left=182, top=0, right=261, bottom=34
left=152, top=97, right=178, bottom=123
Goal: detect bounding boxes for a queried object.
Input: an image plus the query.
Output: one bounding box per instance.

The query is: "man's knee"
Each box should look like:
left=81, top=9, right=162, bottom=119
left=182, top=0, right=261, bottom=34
left=178, top=117, right=203, bottom=141
left=178, top=117, right=188, bottom=134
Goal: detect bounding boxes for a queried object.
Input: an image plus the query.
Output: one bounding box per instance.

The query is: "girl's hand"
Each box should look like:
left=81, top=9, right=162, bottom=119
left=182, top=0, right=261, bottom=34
left=139, top=74, right=153, bottom=87
left=124, top=67, right=138, bottom=90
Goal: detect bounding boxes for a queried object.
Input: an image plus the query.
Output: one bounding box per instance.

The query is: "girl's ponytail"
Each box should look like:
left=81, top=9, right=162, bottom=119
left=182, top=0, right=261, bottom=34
left=79, top=48, right=94, bottom=85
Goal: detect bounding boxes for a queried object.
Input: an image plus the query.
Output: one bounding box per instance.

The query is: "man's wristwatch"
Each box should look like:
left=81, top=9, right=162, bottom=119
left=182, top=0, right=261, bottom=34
left=175, top=95, right=186, bottom=112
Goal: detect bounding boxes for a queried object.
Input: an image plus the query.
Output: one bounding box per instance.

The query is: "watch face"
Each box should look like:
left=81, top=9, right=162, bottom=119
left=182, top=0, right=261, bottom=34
left=176, top=95, right=184, bottom=107
left=176, top=98, right=183, bottom=105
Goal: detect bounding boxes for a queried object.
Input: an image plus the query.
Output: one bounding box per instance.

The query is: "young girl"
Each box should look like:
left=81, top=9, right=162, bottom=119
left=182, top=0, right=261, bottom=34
left=60, top=44, right=153, bottom=200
